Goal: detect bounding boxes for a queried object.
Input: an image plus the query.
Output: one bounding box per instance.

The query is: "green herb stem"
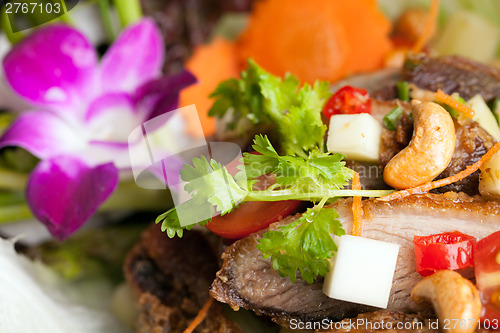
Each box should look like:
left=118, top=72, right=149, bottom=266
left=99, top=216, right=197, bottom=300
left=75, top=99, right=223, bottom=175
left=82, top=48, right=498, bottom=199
left=113, top=0, right=142, bottom=28
left=245, top=189, right=394, bottom=201
left=0, top=168, right=28, bottom=191
left=97, top=0, right=116, bottom=41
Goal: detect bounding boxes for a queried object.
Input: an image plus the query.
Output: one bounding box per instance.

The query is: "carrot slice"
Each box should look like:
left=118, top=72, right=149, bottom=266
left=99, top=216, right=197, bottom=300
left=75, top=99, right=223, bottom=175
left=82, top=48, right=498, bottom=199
left=435, top=89, right=475, bottom=118
left=412, top=0, right=440, bottom=53
left=183, top=297, right=214, bottom=333
left=351, top=172, right=363, bottom=237
left=180, top=38, right=240, bottom=138
left=378, top=140, right=500, bottom=202
left=237, top=0, right=392, bottom=83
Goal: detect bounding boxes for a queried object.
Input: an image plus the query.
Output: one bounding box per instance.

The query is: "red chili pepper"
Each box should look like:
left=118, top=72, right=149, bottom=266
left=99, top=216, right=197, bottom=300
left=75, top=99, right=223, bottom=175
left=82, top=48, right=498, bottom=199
left=322, top=85, right=371, bottom=119
left=413, top=231, right=476, bottom=277
left=474, top=231, right=500, bottom=327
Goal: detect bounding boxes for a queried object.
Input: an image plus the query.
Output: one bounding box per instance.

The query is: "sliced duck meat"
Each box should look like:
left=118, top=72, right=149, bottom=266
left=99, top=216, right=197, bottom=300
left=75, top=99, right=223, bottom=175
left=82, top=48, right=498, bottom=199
left=125, top=224, right=242, bottom=333
left=210, top=192, right=500, bottom=328
left=403, top=53, right=500, bottom=101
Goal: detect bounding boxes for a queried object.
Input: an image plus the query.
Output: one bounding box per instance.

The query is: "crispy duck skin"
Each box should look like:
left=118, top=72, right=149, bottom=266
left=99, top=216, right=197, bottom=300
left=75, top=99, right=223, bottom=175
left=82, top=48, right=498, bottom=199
left=125, top=224, right=242, bottom=333
left=210, top=192, right=500, bottom=328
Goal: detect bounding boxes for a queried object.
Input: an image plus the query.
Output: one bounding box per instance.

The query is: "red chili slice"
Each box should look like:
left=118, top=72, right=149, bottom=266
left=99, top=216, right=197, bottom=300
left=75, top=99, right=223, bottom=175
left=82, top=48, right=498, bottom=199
left=322, top=85, right=371, bottom=119
left=475, top=231, right=500, bottom=327
left=413, top=231, right=476, bottom=277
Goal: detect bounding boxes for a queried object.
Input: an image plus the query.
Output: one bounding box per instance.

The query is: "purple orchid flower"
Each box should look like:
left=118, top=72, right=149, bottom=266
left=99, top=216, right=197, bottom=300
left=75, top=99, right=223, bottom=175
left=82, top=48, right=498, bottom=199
left=0, top=19, right=196, bottom=240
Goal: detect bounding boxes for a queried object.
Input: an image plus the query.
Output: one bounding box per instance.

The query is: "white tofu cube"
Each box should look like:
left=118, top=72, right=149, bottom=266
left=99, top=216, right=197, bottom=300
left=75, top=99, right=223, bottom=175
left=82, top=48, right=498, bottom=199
left=322, top=235, right=400, bottom=308
left=327, top=114, right=382, bottom=163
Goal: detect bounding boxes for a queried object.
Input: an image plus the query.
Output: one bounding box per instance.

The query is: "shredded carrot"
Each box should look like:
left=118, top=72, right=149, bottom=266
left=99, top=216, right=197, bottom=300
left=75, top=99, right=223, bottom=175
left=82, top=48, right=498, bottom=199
left=183, top=297, right=214, bottom=333
left=378, top=140, right=500, bottom=202
left=412, top=0, right=440, bottom=53
left=351, top=172, right=363, bottom=237
left=435, top=89, right=475, bottom=118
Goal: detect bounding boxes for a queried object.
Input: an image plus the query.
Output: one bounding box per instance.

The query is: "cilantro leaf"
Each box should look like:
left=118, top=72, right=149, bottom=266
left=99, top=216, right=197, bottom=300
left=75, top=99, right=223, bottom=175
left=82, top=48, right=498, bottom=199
left=242, top=135, right=353, bottom=196
left=209, top=60, right=331, bottom=157
left=181, top=156, right=248, bottom=215
left=155, top=199, right=211, bottom=238
left=257, top=205, right=345, bottom=283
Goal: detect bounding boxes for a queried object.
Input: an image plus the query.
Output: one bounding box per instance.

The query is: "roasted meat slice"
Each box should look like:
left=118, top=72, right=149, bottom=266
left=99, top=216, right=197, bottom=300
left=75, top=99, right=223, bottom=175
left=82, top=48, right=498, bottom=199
left=125, top=224, right=242, bottom=333
left=403, top=53, right=500, bottom=101
left=210, top=192, right=500, bottom=327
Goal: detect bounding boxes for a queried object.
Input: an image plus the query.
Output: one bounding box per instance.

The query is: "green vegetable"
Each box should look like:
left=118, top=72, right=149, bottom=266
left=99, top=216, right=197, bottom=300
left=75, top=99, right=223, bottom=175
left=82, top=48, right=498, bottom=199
left=157, top=135, right=393, bottom=282
left=396, top=81, right=410, bottom=102
left=257, top=197, right=345, bottom=283
left=209, top=59, right=331, bottom=157
left=383, top=106, right=404, bottom=131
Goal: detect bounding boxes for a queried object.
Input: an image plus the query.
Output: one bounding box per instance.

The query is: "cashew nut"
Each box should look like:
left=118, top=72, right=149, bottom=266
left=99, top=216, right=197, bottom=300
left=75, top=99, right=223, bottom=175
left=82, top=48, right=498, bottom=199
left=411, top=270, right=482, bottom=333
left=383, top=100, right=456, bottom=189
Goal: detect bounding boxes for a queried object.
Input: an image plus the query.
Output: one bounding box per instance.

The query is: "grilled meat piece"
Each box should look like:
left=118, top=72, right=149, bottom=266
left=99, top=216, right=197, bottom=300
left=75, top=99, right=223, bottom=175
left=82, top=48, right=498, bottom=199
left=210, top=192, right=500, bottom=328
left=125, top=224, right=242, bottom=333
left=403, top=53, right=500, bottom=101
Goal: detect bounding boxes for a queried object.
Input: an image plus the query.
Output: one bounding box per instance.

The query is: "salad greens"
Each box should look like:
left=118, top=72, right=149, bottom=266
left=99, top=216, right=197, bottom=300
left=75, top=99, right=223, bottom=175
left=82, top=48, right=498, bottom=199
left=209, top=60, right=330, bottom=157
left=157, top=61, right=392, bottom=283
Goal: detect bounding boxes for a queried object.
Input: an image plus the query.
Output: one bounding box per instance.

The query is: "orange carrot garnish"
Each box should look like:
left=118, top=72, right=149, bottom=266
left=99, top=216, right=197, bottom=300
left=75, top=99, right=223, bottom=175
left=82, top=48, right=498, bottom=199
left=183, top=297, right=214, bottom=333
left=180, top=38, right=240, bottom=138
left=379, top=140, right=500, bottom=202
left=435, top=89, right=475, bottom=118
left=351, top=172, right=363, bottom=236
left=412, top=0, right=440, bottom=53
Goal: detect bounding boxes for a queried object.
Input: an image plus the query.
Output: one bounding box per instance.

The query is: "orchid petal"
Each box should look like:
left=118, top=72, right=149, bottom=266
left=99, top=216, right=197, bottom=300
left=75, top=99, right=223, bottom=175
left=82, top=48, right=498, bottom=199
left=0, top=110, right=87, bottom=159
left=86, top=93, right=139, bottom=143
left=100, top=18, right=164, bottom=93
left=134, top=70, right=197, bottom=121
left=26, top=156, right=118, bottom=240
left=3, top=25, right=97, bottom=111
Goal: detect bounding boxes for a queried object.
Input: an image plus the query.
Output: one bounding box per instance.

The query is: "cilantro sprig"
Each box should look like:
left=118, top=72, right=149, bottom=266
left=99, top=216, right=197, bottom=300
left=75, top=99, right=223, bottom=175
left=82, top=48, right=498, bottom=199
left=210, top=60, right=330, bottom=157
left=156, top=136, right=392, bottom=282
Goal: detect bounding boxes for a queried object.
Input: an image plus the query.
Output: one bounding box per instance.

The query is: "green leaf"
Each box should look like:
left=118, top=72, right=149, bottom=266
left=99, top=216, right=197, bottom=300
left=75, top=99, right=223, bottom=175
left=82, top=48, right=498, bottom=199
left=181, top=156, right=248, bottom=215
left=257, top=206, right=345, bottom=283
left=209, top=60, right=331, bottom=157
left=155, top=199, right=211, bottom=238
left=243, top=135, right=353, bottom=195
